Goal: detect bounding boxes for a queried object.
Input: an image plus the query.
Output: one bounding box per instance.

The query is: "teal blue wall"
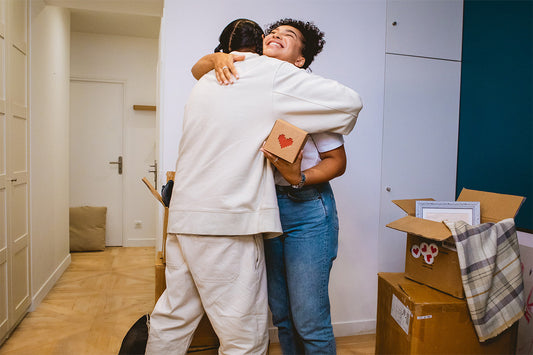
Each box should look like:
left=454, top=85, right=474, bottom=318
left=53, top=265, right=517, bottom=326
left=457, top=0, right=532, bottom=231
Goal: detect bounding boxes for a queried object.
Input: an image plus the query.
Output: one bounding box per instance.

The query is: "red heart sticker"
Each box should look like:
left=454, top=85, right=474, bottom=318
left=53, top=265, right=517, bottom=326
left=278, top=134, right=294, bottom=149
left=411, top=245, right=421, bottom=258
left=429, top=243, right=439, bottom=257
left=425, top=254, right=434, bottom=265
left=420, top=242, right=428, bottom=254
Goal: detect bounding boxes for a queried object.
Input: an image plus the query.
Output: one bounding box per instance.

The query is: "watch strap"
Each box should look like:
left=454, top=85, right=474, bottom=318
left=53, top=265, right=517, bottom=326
left=291, top=173, right=306, bottom=189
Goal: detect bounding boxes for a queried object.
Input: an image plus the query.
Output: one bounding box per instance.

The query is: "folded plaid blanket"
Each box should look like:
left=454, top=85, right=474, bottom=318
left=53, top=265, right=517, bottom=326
left=445, top=218, right=525, bottom=342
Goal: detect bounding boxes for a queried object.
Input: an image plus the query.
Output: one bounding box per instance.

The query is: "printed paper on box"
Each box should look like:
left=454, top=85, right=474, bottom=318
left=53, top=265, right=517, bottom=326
left=391, top=294, right=411, bottom=335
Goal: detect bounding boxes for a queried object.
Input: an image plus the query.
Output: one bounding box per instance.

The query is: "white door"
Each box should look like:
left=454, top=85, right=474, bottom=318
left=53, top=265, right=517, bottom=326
left=378, top=54, right=462, bottom=272
left=0, top=47, right=8, bottom=341
left=1, top=0, right=30, bottom=340
left=70, top=80, right=124, bottom=246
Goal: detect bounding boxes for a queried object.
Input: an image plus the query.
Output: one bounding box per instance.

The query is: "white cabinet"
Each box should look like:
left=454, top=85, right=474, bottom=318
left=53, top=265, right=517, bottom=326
left=386, top=0, right=463, bottom=60
left=0, top=0, right=30, bottom=343
left=379, top=0, right=463, bottom=272
left=378, top=54, right=462, bottom=271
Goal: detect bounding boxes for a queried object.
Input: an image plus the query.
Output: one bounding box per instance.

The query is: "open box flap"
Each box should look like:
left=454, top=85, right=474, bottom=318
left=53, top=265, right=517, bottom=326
left=398, top=279, right=463, bottom=304
left=380, top=273, right=463, bottom=304
left=392, top=198, right=435, bottom=216
left=457, top=188, right=525, bottom=223
left=386, top=215, right=451, bottom=241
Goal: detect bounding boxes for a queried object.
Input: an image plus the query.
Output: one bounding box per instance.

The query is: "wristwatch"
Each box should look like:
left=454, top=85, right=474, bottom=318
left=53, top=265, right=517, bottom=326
left=291, top=173, right=306, bottom=189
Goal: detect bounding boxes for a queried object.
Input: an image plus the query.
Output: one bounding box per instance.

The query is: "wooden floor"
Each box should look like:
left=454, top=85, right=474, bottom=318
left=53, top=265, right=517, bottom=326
left=0, top=247, right=375, bottom=355
left=268, top=334, right=376, bottom=355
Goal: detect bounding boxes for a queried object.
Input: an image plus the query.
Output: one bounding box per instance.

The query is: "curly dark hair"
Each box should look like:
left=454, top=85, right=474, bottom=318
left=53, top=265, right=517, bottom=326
left=265, top=18, right=325, bottom=69
left=214, top=19, right=264, bottom=55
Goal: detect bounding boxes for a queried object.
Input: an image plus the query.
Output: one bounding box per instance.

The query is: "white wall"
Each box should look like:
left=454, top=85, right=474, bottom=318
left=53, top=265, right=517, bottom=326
left=70, top=32, right=159, bottom=246
left=159, top=0, right=386, bottom=335
left=29, top=1, right=71, bottom=310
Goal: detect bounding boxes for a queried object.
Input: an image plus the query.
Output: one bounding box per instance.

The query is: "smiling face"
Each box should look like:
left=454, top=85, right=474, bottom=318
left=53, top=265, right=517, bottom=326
left=262, top=25, right=306, bottom=68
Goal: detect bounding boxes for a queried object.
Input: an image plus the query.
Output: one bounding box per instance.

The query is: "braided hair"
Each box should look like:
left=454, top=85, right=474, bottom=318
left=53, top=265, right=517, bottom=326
left=214, top=19, right=264, bottom=55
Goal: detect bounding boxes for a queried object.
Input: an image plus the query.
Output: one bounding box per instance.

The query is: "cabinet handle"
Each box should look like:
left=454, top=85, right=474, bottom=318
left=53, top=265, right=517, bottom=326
left=392, top=21, right=397, bottom=26
left=10, top=178, right=17, bottom=182
left=386, top=186, right=392, bottom=192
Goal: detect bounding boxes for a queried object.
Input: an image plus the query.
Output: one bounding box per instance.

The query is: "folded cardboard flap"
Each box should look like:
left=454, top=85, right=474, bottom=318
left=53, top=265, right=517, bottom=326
left=391, top=198, right=434, bottom=216
left=387, top=215, right=451, bottom=241
left=387, top=189, right=525, bottom=241
left=457, top=188, right=526, bottom=223
left=396, top=276, right=464, bottom=305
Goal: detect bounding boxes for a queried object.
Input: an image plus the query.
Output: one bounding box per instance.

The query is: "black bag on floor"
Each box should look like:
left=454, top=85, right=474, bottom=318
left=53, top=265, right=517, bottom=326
left=118, top=314, right=149, bottom=355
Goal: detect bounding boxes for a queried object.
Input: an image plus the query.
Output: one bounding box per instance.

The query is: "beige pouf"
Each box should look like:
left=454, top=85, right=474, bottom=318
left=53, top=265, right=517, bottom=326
left=69, top=206, right=107, bottom=252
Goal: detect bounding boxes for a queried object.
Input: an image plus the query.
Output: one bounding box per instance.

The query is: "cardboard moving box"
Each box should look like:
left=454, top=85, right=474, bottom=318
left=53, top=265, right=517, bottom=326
left=263, top=119, right=308, bottom=163
left=375, top=273, right=518, bottom=355
left=386, top=188, right=525, bottom=298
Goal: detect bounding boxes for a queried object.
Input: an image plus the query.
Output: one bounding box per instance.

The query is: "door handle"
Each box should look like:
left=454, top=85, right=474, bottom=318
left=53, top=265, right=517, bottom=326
left=109, top=156, right=123, bottom=174
left=148, top=160, right=158, bottom=189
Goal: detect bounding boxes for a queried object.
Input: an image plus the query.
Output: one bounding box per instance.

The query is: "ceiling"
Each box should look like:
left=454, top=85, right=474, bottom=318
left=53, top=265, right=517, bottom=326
left=45, top=0, right=163, bottom=38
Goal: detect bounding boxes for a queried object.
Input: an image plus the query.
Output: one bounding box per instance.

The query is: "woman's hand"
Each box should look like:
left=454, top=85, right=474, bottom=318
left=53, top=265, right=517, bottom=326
left=261, top=146, right=303, bottom=186
left=191, top=52, right=245, bottom=84
left=213, top=53, right=245, bottom=85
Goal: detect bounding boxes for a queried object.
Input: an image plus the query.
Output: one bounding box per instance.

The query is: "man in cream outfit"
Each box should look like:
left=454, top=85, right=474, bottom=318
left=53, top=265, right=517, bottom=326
left=146, top=20, right=362, bottom=355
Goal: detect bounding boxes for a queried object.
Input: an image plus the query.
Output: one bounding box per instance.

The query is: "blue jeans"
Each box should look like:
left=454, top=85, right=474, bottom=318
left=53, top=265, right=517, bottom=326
left=265, top=182, right=339, bottom=355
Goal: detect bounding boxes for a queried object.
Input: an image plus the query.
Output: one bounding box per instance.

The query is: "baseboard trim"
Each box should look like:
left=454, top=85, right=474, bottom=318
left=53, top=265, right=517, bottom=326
left=332, top=319, right=376, bottom=337
left=268, top=319, right=376, bottom=343
left=29, top=253, right=71, bottom=312
left=125, top=238, right=156, bottom=247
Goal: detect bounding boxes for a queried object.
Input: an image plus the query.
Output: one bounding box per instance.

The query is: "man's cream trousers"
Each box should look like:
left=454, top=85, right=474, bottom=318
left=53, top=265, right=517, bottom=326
left=146, top=233, right=269, bottom=355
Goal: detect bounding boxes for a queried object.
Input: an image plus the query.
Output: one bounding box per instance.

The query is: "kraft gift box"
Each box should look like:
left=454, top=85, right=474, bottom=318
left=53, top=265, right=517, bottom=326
left=263, top=119, right=308, bottom=163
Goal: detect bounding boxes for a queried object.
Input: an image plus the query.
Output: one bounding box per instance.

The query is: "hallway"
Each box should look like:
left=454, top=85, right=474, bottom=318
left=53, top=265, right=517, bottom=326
left=0, top=247, right=154, bottom=354
left=0, top=247, right=376, bottom=354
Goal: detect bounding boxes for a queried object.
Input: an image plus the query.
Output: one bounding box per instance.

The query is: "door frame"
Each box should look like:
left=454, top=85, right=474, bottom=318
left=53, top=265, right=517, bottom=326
left=69, top=76, right=127, bottom=246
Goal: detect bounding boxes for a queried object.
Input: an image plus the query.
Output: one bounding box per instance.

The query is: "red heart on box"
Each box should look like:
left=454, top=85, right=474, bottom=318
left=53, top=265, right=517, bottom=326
left=425, top=254, right=434, bottom=264
left=278, top=134, right=294, bottom=148
left=421, top=243, right=428, bottom=253
left=411, top=245, right=421, bottom=258
left=431, top=245, right=438, bottom=255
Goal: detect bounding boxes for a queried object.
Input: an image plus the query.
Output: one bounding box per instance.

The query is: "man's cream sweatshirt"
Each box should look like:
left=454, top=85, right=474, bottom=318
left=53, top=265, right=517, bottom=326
left=167, top=52, right=362, bottom=238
